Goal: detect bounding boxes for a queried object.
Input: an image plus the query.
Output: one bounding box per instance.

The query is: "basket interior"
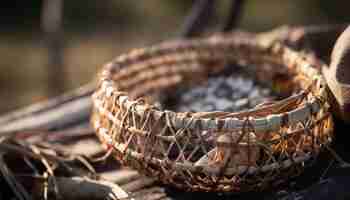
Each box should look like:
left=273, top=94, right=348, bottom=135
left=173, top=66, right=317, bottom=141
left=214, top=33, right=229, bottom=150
left=161, top=63, right=291, bottom=114
left=110, top=42, right=306, bottom=117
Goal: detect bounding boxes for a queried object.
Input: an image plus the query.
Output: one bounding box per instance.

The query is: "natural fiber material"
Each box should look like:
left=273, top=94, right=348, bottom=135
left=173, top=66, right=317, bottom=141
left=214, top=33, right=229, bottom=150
left=91, top=33, right=334, bottom=192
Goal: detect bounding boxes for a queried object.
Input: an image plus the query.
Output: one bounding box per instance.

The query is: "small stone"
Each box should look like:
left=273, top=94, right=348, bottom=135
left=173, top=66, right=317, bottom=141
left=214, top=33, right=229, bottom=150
left=231, top=92, right=243, bottom=100
left=234, top=98, right=249, bottom=108
left=249, top=88, right=260, bottom=99
left=261, top=88, right=271, bottom=96
left=202, top=103, right=216, bottom=111
left=216, top=99, right=234, bottom=110
left=214, top=84, right=232, bottom=98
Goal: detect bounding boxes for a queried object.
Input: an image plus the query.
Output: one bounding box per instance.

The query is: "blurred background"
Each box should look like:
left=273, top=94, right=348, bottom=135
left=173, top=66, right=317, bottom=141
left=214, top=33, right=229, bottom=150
left=0, top=0, right=349, bottom=114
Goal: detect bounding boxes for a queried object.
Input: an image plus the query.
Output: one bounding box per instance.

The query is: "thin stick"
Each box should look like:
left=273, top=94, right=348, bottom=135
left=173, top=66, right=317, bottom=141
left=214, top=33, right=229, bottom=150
left=41, top=0, right=65, bottom=96
left=20, top=175, right=129, bottom=200
left=0, top=83, right=94, bottom=133
left=325, top=145, right=350, bottom=168
left=121, top=177, right=155, bottom=193
left=179, top=0, right=215, bottom=38
left=222, top=0, right=246, bottom=32
left=0, top=154, right=32, bottom=200
left=100, top=169, right=141, bottom=185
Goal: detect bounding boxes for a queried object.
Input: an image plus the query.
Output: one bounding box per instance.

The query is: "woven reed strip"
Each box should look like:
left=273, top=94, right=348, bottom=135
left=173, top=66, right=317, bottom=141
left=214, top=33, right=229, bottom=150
left=93, top=96, right=331, bottom=147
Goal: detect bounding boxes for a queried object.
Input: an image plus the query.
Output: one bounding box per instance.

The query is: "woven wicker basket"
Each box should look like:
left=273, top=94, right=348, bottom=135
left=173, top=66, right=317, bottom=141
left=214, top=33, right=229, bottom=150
left=91, top=33, right=334, bottom=192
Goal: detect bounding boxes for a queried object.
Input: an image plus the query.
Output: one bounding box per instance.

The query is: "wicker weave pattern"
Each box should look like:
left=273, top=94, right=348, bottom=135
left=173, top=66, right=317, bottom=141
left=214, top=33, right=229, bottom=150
left=91, top=33, right=333, bottom=192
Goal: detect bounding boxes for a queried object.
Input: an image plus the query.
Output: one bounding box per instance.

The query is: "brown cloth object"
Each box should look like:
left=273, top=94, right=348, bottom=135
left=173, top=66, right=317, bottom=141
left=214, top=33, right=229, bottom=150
left=323, top=26, right=350, bottom=122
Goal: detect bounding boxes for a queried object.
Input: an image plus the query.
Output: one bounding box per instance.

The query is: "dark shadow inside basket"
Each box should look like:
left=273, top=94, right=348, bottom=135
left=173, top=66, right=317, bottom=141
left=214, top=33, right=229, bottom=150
left=122, top=54, right=302, bottom=118
left=161, top=61, right=294, bottom=113
left=120, top=53, right=304, bottom=118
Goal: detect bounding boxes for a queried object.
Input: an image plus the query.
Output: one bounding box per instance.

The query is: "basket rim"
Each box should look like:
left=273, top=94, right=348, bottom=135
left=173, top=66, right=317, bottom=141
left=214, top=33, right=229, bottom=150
left=94, top=33, right=330, bottom=134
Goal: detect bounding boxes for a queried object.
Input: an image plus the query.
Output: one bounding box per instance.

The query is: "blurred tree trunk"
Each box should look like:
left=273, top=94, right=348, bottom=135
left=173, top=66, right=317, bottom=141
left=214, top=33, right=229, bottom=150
left=41, top=0, right=65, bottom=97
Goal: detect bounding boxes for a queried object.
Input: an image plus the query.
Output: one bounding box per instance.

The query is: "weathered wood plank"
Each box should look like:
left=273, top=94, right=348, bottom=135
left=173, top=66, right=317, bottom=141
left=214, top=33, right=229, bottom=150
left=0, top=83, right=94, bottom=133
